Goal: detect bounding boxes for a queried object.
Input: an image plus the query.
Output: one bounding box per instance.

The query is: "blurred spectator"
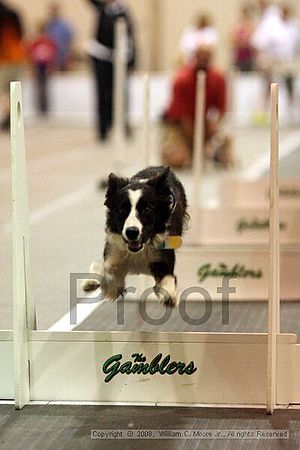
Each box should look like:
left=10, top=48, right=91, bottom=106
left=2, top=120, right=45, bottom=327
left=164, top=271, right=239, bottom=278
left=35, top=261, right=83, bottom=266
left=162, top=44, right=234, bottom=169
left=251, top=1, right=283, bottom=112
left=86, top=0, right=136, bottom=141
left=45, top=2, right=74, bottom=71
left=28, top=23, right=57, bottom=114
left=231, top=4, right=256, bottom=72
left=0, top=0, right=26, bottom=130
left=280, top=4, right=300, bottom=115
left=252, top=1, right=287, bottom=64
left=252, top=0, right=300, bottom=116
left=180, top=14, right=218, bottom=63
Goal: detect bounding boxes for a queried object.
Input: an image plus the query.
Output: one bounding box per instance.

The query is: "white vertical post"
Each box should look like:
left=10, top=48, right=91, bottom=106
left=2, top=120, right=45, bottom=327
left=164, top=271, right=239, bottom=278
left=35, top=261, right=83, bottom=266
left=192, top=71, right=206, bottom=207
left=267, top=83, right=280, bottom=414
left=113, top=19, right=127, bottom=170
left=142, top=73, right=150, bottom=167
left=11, top=82, right=36, bottom=409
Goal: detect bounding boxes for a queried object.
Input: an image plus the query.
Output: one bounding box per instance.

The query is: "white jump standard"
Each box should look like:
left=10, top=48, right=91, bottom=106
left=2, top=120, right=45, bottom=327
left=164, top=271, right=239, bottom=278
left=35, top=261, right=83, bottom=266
left=1, top=81, right=300, bottom=412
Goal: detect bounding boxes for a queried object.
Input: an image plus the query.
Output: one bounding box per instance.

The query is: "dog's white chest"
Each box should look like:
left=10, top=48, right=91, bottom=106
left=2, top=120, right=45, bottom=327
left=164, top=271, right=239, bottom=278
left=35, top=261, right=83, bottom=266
left=106, top=233, right=160, bottom=276
left=125, top=246, right=154, bottom=275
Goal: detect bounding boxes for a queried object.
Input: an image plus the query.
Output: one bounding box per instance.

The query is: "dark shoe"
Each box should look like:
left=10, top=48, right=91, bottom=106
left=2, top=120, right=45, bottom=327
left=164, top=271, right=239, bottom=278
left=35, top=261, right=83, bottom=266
left=0, top=115, right=10, bottom=131
left=125, top=124, right=133, bottom=139
left=99, top=132, right=108, bottom=141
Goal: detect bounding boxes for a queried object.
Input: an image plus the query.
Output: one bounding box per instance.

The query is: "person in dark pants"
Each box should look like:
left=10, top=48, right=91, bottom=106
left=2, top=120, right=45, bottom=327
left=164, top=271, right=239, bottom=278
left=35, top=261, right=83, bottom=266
left=86, top=0, right=136, bottom=141
left=28, top=24, right=57, bottom=114
left=93, top=59, right=113, bottom=140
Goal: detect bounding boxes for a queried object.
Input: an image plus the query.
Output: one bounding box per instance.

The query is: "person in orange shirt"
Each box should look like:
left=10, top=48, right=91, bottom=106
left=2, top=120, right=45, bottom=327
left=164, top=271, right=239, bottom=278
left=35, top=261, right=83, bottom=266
left=0, top=1, right=26, bottom=130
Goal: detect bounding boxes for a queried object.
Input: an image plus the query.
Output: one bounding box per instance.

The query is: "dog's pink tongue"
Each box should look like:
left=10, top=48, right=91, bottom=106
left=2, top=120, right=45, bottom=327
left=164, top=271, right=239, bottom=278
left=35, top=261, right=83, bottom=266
left=129, top=241, right=142, bottom=251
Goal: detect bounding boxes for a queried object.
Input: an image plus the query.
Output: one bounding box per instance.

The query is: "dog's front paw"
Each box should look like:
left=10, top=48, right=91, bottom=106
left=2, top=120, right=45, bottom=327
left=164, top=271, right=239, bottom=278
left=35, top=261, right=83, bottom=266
left=82, top=260, right=102, bottom=292
left=155, top=275, right=178, bottom=307
left=163, top=293, right=178, bottom=307
left=155, top=286, right=178, bottom=308
left=82, top=278, right=101, bottom=292
left=101, top=280, right=125, bottom=302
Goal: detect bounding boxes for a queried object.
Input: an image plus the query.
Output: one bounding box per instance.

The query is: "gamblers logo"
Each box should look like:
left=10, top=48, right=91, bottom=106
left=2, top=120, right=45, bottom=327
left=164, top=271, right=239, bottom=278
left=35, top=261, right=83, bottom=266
left=102, top=353, right=197, bottom=382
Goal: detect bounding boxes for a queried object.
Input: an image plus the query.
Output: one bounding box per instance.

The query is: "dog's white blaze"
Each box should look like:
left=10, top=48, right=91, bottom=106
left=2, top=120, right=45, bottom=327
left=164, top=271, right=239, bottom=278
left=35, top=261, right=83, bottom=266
left=122, top=189, right=143, bottom=239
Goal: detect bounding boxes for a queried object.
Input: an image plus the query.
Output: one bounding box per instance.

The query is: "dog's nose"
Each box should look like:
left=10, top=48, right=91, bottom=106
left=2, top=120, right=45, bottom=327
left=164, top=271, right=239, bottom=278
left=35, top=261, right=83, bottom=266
left=125, top=227, right=140, bottom=241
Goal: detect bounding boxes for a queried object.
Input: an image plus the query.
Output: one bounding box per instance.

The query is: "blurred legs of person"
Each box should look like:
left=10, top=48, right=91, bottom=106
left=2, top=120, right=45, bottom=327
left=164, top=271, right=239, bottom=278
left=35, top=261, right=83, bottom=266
left=161, top=119, right=192, bottom=168
left=92, top=57, right=113, bottom=141
left=285, top=73, right=294, bottom=103
left=91, top=57, right=132, bottom=142
left=284, top=72, right=297, bottom=123
left=0, top=65, right=22, bottom=130
left=161, top=117, right=234, bottom=170
left=35, top=63, right=49, bottom=114
left=205, top=115, right=234, bottom=169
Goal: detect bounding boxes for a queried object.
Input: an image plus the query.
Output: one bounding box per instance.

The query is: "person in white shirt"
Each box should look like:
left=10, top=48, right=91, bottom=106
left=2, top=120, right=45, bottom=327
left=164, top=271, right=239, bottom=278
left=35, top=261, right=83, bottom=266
left=280, top=4, right=300, bottom=110
left=252, top=1, right=300, bottom=115
left=252, top=1, right=283, bottom=63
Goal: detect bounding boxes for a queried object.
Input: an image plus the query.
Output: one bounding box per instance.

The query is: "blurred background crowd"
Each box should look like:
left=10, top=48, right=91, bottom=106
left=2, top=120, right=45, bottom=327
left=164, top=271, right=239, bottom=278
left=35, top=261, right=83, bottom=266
left=1, top=0, right=300, bottom=331
left=0, top=0, right=300, bottom=168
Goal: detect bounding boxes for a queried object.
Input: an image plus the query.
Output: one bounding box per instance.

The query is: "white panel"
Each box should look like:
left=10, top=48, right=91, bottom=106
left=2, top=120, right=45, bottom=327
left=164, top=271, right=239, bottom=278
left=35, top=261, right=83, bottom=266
left=278, top=344, right=300, bottom=404
left=221, top=180, right=300, bottom=209
left=175, top=245, right=300, bottom=300
left=185, top=207, right=300, bottom=245
left=29, top=339, right=267, bottom=405
left=1, top=329, right=299, bottom=406
left=0, top=341, right=14, bottom=399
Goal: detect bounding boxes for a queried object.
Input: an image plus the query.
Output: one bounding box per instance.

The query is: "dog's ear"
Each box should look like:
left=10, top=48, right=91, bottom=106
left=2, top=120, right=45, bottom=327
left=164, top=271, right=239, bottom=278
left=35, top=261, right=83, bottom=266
left=107, top=173, right=129, bottom=190
left=104, top=173, right=129, bottom=207
left=146, top=167, right=170, bottom=189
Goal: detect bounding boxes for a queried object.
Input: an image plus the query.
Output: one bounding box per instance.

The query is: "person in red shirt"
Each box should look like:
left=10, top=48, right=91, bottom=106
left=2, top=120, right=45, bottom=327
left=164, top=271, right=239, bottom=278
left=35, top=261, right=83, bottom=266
left=28, top=24, right=57, bottom=114
left=162, top=44, right=233, bottom=169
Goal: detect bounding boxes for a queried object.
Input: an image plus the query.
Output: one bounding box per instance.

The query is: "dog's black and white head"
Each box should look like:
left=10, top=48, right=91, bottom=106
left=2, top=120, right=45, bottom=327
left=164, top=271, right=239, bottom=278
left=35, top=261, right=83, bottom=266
left=104, top=167, right=173, bottom=254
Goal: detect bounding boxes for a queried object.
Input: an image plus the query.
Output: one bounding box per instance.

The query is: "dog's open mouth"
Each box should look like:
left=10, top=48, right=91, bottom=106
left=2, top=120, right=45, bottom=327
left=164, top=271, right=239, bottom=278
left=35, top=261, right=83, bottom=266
left=127, top=240, right=144, bottom=253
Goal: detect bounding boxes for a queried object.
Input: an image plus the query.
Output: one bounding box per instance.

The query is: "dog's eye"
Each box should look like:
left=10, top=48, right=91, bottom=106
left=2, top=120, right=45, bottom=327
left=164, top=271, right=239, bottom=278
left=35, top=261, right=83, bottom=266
left=137, top=199, right=152, bottom=216
left=119, top=208, right=128, bottom=216
left=117, top=203, right=129, bottom=217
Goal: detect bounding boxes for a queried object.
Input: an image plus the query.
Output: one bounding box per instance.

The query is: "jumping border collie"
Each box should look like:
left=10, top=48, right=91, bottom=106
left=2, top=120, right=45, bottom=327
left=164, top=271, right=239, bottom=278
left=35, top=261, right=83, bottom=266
left=83, top=166, right=188, bottom=306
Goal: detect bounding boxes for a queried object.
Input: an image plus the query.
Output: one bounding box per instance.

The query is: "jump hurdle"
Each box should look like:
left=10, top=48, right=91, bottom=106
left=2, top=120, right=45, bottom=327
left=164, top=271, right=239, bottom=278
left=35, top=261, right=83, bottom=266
left=1, top=81, right=300, bottom=413
left=174, top=71, right=300, bottom=301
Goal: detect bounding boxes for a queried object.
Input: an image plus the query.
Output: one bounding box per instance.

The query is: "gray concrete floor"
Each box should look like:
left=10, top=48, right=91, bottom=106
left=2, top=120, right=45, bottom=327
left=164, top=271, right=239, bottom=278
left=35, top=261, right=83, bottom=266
left=0, top=404, right=299, bottom=450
